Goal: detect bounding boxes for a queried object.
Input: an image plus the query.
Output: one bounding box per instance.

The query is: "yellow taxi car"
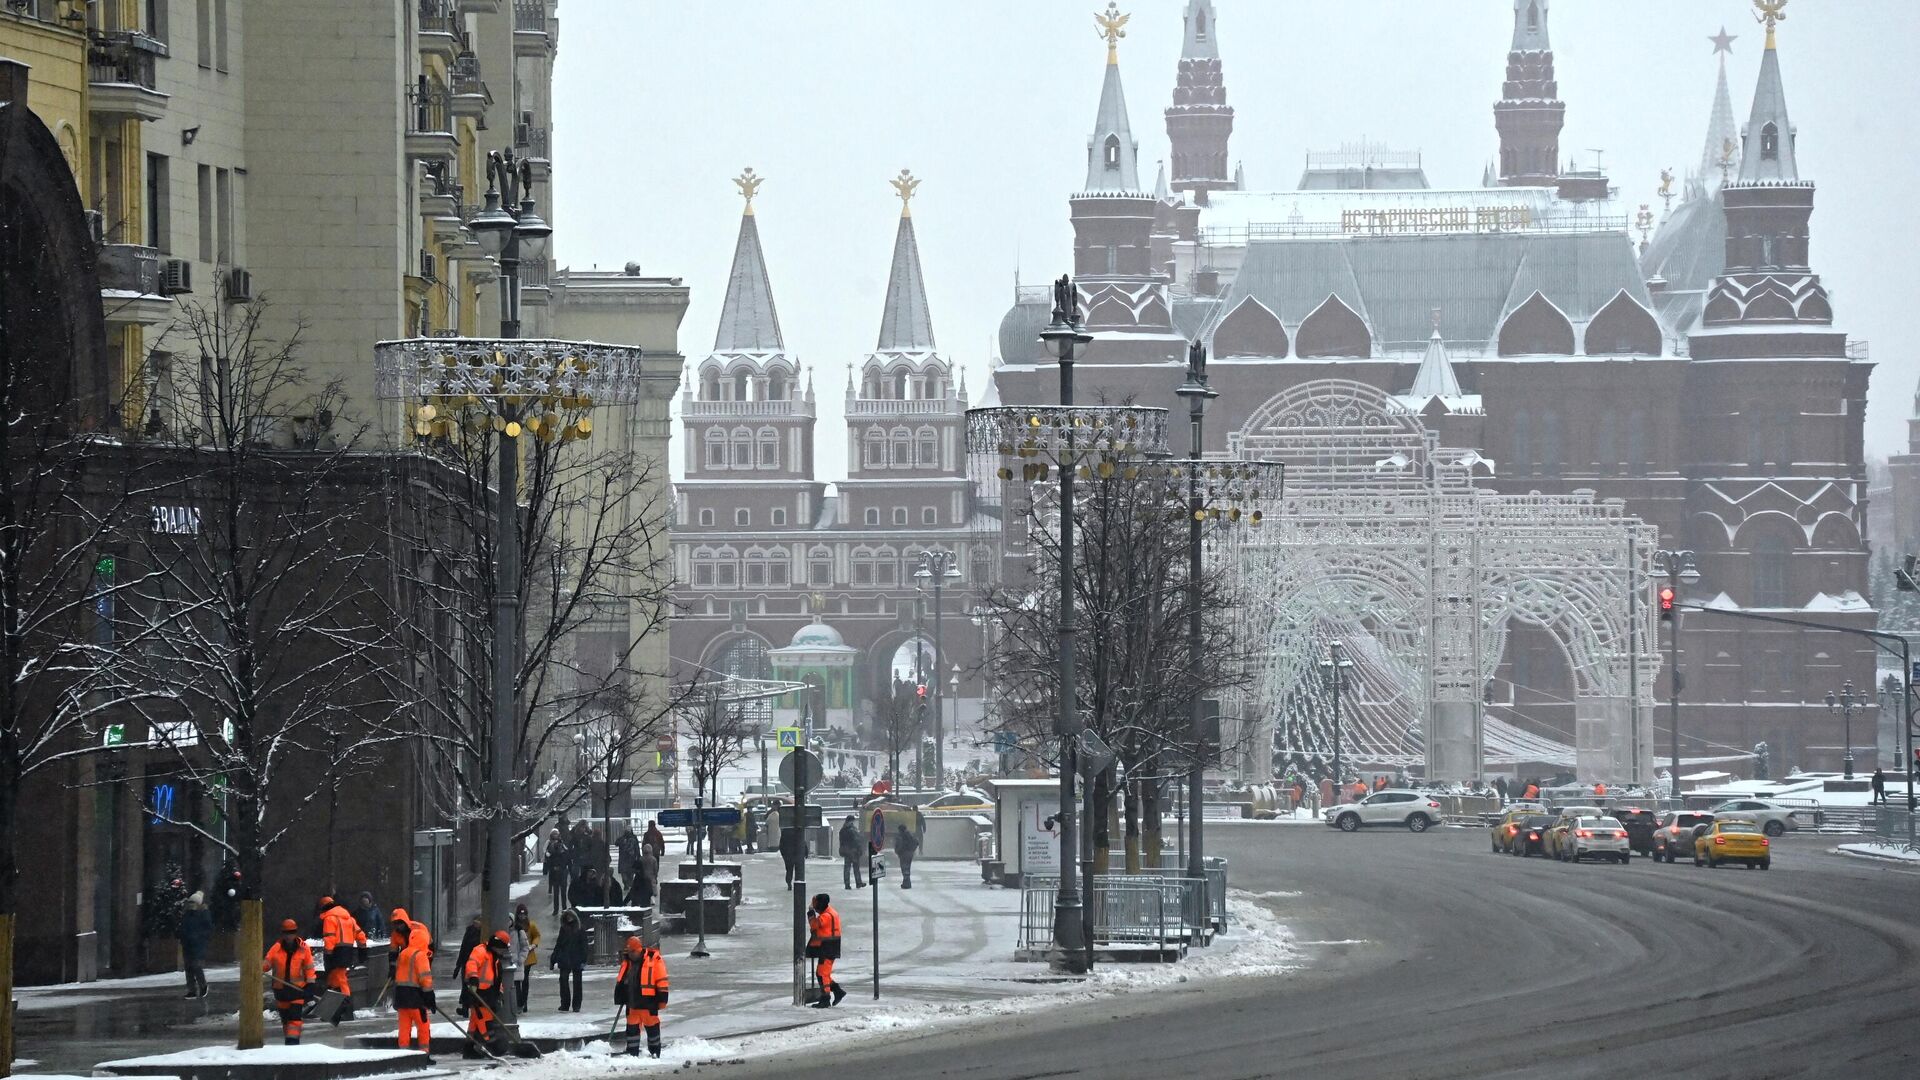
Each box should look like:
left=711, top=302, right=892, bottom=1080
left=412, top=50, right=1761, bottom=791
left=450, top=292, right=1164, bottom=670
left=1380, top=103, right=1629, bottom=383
left=1491, top=809, right=1538, bottom=854
left=1692, top=818, right=1772, bottom=870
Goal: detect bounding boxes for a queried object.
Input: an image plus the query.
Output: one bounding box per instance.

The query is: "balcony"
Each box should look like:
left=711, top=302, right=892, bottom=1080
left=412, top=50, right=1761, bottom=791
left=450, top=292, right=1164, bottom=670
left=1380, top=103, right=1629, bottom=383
left=460, top=0, right=503, bottom=10
left=88, top=31, right=170, bottom=121
left=417, top=0, right=460, bottom=61
left=405, top=81, right=458, bottom=162
left=513, top=122, right=548, bottom=160
left=845, top=396, right=963, bottom=417
left=513, top=0, right=553, bottom=54
left=450, top=67, right=491, bottom=118
left=682, top=398, right=816, bottom=420
left=96, top=243, right=174, bottom=326
left=519, top=256, right=551, bottom=305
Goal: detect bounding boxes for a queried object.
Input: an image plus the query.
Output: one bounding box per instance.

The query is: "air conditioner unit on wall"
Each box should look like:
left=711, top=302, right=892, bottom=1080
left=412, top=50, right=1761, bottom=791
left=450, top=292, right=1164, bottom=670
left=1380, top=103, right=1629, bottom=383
left=160, top=259, right=192, bottom=296
left=225, top=267, right=253, bottom=303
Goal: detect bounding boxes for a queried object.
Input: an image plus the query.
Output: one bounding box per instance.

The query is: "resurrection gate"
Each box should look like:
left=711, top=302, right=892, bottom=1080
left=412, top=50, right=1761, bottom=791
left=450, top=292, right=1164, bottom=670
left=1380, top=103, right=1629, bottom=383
left=1221, top=380, right=1660, bottom=783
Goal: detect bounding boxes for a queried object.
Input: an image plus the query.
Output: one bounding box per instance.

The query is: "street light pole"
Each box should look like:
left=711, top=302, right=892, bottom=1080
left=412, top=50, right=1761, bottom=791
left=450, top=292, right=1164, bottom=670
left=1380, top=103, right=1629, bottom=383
left=1653, top=549, right=1701, bottom=801
left=1037, top=275, right=1092, bottom=974
left=915, top=549, right=961, bottom=786
left=1826, top=681, right=1860, bottom=779
left=1320, top=641, right=1354, bottom=797
left=1175, top=340, right=1217, bottom=882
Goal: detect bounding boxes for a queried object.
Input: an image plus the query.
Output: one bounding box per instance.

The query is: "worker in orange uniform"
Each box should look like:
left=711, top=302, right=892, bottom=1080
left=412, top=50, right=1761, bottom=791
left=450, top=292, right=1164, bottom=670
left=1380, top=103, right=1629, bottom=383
left=1593, top=781, right=1608, bottom=797
left=806, top=892, right=845, bottom=1008
left=317, top=895, right=368, bottom=1023
left=391, top=910, right=436, bottom=1057
left=614, top=935, right=670, bottom=1057
left=463, top=930, right=509, bottom=1057
left=263, top=919, right=317, bottom=1045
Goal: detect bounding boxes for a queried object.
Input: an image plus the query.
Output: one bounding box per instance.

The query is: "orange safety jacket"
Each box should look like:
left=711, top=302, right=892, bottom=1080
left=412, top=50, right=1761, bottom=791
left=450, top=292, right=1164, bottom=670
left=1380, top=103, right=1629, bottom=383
left=807, top=905, right=842, bottom=959
left=394, top=921, right=435, bottom=1010
left=465, top=945, right=501, bottom=993
left=264, top=937, right=316, bottom=1000
left=618, top=947, right=669, bottom=1006
left=320, top=904, right=367, bottom=956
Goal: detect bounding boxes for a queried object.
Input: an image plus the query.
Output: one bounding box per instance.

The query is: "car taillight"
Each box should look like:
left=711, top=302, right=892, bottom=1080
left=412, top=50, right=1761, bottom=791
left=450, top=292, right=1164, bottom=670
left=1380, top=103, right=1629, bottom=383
left=1529, top=832, right=1540, bottom=840
left=1577, top=830, right=1591, bottom=838
left=1428, top=801, right=1440, bottom=809
left=1714, top=837, right=1726, bottom=845
left=1761, top=838, right=1769, bottom=846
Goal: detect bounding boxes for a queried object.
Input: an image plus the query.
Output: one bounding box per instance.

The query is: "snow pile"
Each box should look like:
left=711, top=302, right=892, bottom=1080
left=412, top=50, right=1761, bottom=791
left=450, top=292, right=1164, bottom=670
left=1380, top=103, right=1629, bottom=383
left=1836, top=842, right=1920, bottom=863
left=100, top=1045, right=420, bottom=1068
left=514, top=1037, right=735, bottom=1074
left=698, top=886, right=730, bottom=900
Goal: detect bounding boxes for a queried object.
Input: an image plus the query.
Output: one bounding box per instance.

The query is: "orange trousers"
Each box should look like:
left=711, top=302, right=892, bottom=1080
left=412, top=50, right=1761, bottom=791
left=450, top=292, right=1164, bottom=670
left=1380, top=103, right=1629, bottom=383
left=470, top=1001, right=494, bottom=1040
left=275, top=1003, right=304, bottom=1044
left=326, top=966, right=352, bottom=996
left=816, top=958, right=836, bottom=991
left=397, top=1008, right=430, bottom=1049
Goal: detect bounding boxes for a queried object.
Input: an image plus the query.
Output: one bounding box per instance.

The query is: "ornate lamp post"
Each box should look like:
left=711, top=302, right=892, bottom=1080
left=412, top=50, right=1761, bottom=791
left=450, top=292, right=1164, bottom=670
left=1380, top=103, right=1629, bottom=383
left=1653, top=549, right=1702, bottom=800
left=1170, top=340, right=1281, bottom=884
left=1319, top=641, right=1355, bottom=796
left=1826, top=681, right=1862, bottom=779
left=914, top=548, right=962, bottom=785
left=965, top=274, right=1168, bottom=974
left=376, top=150, right=637, bottom=1039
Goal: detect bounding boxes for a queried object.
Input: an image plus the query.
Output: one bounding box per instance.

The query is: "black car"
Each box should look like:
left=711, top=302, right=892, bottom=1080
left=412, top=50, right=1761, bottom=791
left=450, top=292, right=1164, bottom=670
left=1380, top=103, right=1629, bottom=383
left=1611, top=808, right=1659, bottom=857
left=1509, top=815, right=1555, bottom=858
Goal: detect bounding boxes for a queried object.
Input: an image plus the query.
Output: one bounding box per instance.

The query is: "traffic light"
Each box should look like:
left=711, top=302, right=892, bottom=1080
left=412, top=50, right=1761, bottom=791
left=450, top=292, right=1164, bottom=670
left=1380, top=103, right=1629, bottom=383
left=915, top=683, right=927, bottom=699
left=1658, top=586, right=1676, bottom=621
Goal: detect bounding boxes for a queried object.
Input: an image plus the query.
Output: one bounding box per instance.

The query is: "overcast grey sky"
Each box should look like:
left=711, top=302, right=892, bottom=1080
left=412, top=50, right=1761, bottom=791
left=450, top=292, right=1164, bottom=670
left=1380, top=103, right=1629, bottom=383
left=552, top=0, right=1920, bottom=477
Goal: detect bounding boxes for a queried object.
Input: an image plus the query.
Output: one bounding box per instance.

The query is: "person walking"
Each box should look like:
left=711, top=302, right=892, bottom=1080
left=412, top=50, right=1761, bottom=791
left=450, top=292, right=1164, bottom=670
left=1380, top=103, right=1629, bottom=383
left=624, top=861, right=653, bottom=907
left=263, top=919, right=317, bottom=1045
left=893, top=822, right=919, bottom=890
left=550, top=909, right=587, bottom=1012
left=838, top=816, right=866, bottom=889
left=317, top=895, right=368, bottom=1023
left=352, top=892, right=382, bottom=940
left=453, top=915, right=483, bottom=1017
left=391, top=912, right=435, bottom=1057
left=642, top=822, right=665, bottom=897
left=805, top=893, right=844, bottom=1008
left=544, top=829, right=572, bottom=916
left=177, top=891, right=212, bottom=998
left=510, top=903, right=541, bottom=1012
left=614, top=935, right=670, bottom=1057
left=1871, top=768, right=1887, bottom=805
left=779, top=817, right=805, bottom=888
left=463, top=931, right=509, bottom=1057
left=572, top=866, right=608, bottom=909
left=616, top=828, right=640, bottom=891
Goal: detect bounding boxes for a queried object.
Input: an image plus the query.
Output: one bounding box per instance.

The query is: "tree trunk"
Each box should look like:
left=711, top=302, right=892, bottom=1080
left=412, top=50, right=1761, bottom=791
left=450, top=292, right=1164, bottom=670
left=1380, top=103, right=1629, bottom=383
left=236, top=900, right=263, bottom=1049
left=0, top=749, right=16, bottom=1077
left=1123, top=776, right=1141, bottom=874
left=1142, top=780, right=1163, bottom=872
left=1091, top=771, right=1111, bottom=875
left=0, top=911, right=14, bottom=1077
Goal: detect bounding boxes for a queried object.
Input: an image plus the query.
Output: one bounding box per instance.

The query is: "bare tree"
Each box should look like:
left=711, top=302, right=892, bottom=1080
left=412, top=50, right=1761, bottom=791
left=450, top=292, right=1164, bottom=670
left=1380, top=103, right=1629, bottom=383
left=113, top=299, right=411, bottom=1050
left=870, top=676, right=924, bottom=787
left=684, top=695, right=758, bottom=808
left=384, top=386, right=680, bottom=936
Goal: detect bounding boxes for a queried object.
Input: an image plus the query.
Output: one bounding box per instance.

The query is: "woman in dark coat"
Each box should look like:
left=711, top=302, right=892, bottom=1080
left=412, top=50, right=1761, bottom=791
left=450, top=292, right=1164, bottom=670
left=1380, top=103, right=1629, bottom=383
left=893, top=823, right=920, bottom=889
left=549, top=909, right=588, bottom=1011
left=177, top=891, right=213, bottom=998
left=453, top=915, right=484, bottom=1016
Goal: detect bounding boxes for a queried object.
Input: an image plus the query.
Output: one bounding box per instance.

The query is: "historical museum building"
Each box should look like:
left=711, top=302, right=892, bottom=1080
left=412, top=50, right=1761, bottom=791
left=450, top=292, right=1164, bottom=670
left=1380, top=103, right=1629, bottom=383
left=669, top=172, right=991, bottom=767
left=990, top=1, right=1876, bottom=779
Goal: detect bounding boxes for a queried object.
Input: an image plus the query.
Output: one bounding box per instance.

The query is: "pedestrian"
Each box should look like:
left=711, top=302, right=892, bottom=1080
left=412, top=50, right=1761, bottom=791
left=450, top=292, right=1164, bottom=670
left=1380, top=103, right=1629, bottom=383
left=779, top=816, right=805, bottom=888
left=643, top=820, right=668, bottom=860
left=545, top=829, right=572, bottom=915
left=1494, top=776, right=1509, bottom=801
left=453, top=915, right=483, bottom=1017
left=550, top=909, right=587, bottom=1012
left=624, top=860, right=652, bottom=907
left=263, top=918, right=317, bottom=1045
left=1522, top=780, right=1540, bottom=800
left=838, top=816, right=866, bottom=889
left=463, top=930, right=509, bottom=1057
left=572, top=866, right=608, bottom=909
left=1871, top=768, right=1887, bottom=805
left=392, top=913, right=435, bottom=1057
left=614, top=934, right=670, bottom=1057
left=352, top=891, right=382, bottom=940
left=805, top=893, right=844, bottom=1008
left=177, top=890, right=212, bottom=999
left=616, top=827, right=640, bottom=887
left=510, top=903, right=541, bottom=1012
left=893, top=822, right=919, bottom=890
left=317, top=894, right=368, bottom=1023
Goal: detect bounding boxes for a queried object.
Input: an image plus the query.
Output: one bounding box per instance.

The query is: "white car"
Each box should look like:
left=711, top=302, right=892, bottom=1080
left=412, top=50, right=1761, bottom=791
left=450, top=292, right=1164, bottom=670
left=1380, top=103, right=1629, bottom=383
left=1323, top=790, right=1446, bottom=833
left=1706, top=799, right=1801, bottom=836
left=1560, top=816, right=1631, bottom=864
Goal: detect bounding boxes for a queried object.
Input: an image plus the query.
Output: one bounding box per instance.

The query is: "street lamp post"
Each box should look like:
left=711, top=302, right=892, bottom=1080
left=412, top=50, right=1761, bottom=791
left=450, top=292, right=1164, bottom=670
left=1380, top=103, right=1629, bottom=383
left=1652, top=549, right=1701, bottom=800
left=1175, top=340, right=1217, bottom=882
left=914, top=549, right=962, bottom=786
left=1319, top=641, right=1354, bottom=797
left=1825, top=681, right=1862, bottom=779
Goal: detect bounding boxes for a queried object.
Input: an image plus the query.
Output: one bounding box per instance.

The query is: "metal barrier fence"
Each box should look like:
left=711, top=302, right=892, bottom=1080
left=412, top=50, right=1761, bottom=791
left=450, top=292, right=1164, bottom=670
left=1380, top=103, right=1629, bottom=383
left=1871, top=807, right=1920, bottom=852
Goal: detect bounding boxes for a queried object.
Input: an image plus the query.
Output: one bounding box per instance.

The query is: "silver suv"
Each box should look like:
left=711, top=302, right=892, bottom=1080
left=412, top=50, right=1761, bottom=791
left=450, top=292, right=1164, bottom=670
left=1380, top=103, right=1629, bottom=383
left=1323, top=790, right=1446, bottom=833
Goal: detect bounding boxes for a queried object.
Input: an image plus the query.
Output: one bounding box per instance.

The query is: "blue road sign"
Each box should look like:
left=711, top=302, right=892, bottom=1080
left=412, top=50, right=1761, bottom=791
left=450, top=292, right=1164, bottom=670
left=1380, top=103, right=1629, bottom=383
left=699, top=807, right=743, bottom=826
left=657, top=807, right=743, bottom=828
left=657, top=809, right=694, bottom=827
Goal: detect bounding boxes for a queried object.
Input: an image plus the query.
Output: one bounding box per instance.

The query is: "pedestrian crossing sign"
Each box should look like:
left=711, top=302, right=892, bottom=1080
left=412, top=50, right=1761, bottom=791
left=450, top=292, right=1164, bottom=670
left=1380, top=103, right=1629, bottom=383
left=776, top=726, right=802, bottom=751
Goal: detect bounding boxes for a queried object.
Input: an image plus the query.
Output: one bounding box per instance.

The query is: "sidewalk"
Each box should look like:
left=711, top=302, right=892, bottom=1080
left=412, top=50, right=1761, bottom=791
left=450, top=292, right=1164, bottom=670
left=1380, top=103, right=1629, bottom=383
left=14, top=852, right=1041, bottom=1074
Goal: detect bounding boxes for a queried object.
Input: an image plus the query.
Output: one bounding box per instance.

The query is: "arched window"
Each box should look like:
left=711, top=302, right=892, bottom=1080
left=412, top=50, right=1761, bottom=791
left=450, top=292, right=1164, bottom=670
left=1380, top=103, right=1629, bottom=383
left=771, top=507, right=787, bottom=526
left=921, top=507, right=937, bottom=525
left=744, top=547, right=769, bottom=587
left=1585, top=291, right=1661, bottom=356
left=1527, top=1, right=1538, bottom=31
left=1497, top=293, right=1576, bottom=356
left=701, top=371, right=720, bottom=400
left=712, top=546, right=739, bottom=587
left=704, top=428, right=726, bottom=469
left=852, top=546, right=876, bottom=585
left=864, top=507, right=880, bottom=526
left=1195, top=8, right=1207, bottom=39
left=863, top=429, right=886, bottom=468
left=691, top=548, right=716, bottom=586
left=1761, top=122, right=1779, bottom=162
left=1211, top=297, right=1288, bottom=358
left=757, top=427, right=779, bottom=468
left=971, top=545, right=992, bottom=586
left=874, top=546, right=899, bottom=585
left=697, top=508, right=715, bottom=527
left=891, top=428, right=912, bottom=467
left=892, top=370, right=908, bottom=399
left=1296, top=296, right=1371, bottom=358
left=1104, top=135, right=1120, bottom=168
left=731, top=370, right=750, bottom=401
left=768, top=547, right=790, bottom=586
left=730, top=427, right=752, bottom=467
left=808, top=546, right=834, bottom=586
left=916, top=427, right=937, bottom=467
left=767, top=371, right=787, bottom=400
left=1752, top=532, right=1794, bottom=607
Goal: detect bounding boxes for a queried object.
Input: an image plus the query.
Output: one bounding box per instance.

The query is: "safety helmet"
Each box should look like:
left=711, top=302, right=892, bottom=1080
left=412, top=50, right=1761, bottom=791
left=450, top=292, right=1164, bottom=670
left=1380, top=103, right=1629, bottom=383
left=625, top=935, right=644, bottom=954
left=317, top=895, right=334, bottom=910
left=490, top=929, right=510, bottom=947
left=281, top=918, right=299, bottom=932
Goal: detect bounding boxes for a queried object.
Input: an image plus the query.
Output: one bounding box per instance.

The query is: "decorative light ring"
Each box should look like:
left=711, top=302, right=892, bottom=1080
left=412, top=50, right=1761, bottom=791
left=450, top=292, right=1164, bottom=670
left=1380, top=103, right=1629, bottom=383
left=374, top=337, right=647, bottom=408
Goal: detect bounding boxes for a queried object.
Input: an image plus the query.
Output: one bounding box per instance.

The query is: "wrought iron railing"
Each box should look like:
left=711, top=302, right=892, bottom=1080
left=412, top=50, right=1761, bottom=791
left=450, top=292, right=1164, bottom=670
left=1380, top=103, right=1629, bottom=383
left=88, top=32, right=160, bottom=90
left=408, top=80, right=452, bottom=135
left=518, top=256, right=550, bottom=289
left=97, top=243, right=161, bottom=295
left=418, top=0, right=456, bottom=35
left=513, top=0, right=547, bottom=33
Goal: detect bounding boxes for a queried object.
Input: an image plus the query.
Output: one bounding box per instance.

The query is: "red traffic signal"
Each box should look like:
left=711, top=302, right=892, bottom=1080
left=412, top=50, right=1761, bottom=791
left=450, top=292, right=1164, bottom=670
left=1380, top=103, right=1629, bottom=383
left=915, top=683, right=927, bottom=698
left=1658, top=586, right=1676, bottom=621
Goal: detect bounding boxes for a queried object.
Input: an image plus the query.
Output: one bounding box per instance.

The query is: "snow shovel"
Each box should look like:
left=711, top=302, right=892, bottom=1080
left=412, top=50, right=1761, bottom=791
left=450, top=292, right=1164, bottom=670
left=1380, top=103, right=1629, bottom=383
left=430, top=1001, right=505, bottom=1062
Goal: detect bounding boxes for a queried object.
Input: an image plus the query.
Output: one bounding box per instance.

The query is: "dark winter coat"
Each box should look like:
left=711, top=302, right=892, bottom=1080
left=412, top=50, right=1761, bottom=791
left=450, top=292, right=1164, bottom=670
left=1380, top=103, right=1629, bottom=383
left=571, top=874, right=609, bottom=909
left=454, top=921, right=484, bottom=1007
left=616, top=831, right=641, bottom=877
left=624, top=866, right=653, bottom=906
left=545, top=838, right=571, bottom=877
left=778, top=823, right=805, bottom=865
left=550, top=919, right=588, bottom=970
left=894, top=826, right=920, bottom=859
left=176, top=906, right=213, bottom=961
left=838, top=822, right=863, bottom=858
left=642, top=824, right=667, bottom=858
